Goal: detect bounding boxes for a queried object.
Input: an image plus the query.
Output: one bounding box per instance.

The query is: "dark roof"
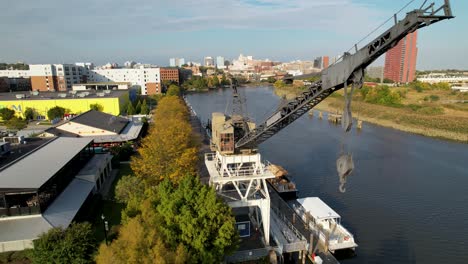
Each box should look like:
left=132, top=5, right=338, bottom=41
left=68, top=110, right=129, bottom=134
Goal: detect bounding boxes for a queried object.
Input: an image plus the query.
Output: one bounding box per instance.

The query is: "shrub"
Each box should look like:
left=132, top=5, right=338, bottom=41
left=416, top=106, right=444, bottom=115
left=429, top=95, right=440, bottom=101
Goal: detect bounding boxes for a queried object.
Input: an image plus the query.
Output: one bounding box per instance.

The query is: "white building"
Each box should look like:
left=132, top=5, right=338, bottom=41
left=204, top=56, right=214, bottom=67
left=216, top=56, right=225, bottom=69
left=169, top=58, right=185, bottom=67
left=230, top=54, right=254, bottom=72
left=0, top=70, right=30, bottom=78
left=88, top=67, right=161, bottom=95
left=417, top=73, right=468, bottom=84
left=124, top=61, right=136, bottom=68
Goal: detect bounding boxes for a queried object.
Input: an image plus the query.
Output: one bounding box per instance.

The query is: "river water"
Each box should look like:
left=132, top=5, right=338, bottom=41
left=186, top=86, right=468, bottom=264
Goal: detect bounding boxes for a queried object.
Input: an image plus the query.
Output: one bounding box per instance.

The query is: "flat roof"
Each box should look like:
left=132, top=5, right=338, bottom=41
left=0, top=90, right=127, bottom=101
left=297, top=197, right=340, bottom=220
left=0, top=137, right=93, bottom=189
left=0, top=215, right=52, bottom=242
left=42, top=178, right=94, bottom=228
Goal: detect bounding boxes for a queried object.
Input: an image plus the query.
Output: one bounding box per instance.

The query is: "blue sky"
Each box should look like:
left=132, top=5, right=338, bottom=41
left=0, top=0, right=466, bottom=70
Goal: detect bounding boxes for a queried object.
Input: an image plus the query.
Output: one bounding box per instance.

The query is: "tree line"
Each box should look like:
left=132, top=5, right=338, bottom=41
left=96, top=94, right=238, bottom=263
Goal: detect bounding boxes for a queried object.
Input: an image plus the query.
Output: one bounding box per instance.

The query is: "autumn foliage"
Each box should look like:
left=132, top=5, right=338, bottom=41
left=131, top=96, right=198, bottom=186
left=97, top=95, right=238, bottom=263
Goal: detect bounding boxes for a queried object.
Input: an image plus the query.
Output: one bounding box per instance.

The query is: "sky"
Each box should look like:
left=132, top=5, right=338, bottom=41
left=1, top=0, right=466, bottom=70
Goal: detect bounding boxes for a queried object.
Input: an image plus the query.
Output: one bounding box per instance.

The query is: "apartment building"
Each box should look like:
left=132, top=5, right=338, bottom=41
left=88, top=67, right=161, bottom=95
left=160, top=68, right=180, bottom=84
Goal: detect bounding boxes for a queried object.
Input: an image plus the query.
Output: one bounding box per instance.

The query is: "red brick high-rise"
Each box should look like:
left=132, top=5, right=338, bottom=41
left=384, top=31, right=418, bottom=83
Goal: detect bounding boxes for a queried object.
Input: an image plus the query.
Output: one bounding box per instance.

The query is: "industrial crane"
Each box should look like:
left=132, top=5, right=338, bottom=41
left=216, top=0, right=454, bottom=152
left=205, top=0, right=454, bottom=247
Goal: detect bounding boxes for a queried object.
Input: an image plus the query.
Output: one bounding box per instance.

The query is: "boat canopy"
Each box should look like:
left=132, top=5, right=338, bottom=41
left=297, top=197, right=340, bottom=220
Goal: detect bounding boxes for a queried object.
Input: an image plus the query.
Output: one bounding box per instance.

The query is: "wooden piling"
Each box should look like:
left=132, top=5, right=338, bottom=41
left=357, top=120, right=363, bottom=129
left=318, top=111, right=323, bottom=120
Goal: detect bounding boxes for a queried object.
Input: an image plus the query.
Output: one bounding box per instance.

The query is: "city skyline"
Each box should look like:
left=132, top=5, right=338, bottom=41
left=1, top=0, right=466, bottom=70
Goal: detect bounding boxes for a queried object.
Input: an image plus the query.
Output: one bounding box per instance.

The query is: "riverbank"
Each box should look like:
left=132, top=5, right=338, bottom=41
left=275, top=86, right=468, bottom=143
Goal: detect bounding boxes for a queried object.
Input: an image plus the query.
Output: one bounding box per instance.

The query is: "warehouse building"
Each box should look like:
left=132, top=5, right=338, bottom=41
left=0, top=90, right=130, bottom=120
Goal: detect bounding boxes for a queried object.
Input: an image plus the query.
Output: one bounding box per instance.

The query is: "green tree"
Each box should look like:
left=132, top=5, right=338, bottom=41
left=0, top=108, right=16, bottom=121
left=126, top=103, right=135, bottom=115
left=150, top=176, right=238, bottom=262
left=135, top=100, right=142, bottom=114
left=221, top=74, right=229, bottom=86
left=212, top=75, right=220, bottom=87
left=115, top=175, right=145, bottom=204
left=120, top=93, right=131, bottom=114
left=31, top=222, right=96, bottom=264
left=47, top=106, right=66, bottom=120
left=90, top=103, right=104, bottom=112
left=167, top=85, right=181, bottom=96
left=140, top=99, right=149, bottom=115
left=6, top=117, right=27, bottom=130
left=24, top=107, right=35, bottom=120
left=267, top=76, right=276, bottom=83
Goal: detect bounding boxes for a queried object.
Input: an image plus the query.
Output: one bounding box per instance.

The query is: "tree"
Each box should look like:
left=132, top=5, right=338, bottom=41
left=126, top=103, right=135, bottom=115
left=166, top=84, right=181, bottom=96
left=95, top=215, right=189, bottom=264
left=148, top=176, right=238, bottom=262
left=115, top=175, right=145, bottom=204
left=97, top=176, right=238, bottom=264
left=24, top=107, right=35, bottom=120
left=135, top=100, right=142, bottom=114
left=47, top=106, right=66, bottom=120
left=273, top=80, right=286, bottom=89
left=131, top=97, right=197, bottom=186
left=140, top=99, right=149, bottom=115
left=0, top=108, right=15, bottom=121
left=221, top=74, right=229, bottom=86
left=6, top=117, right=27, bottom=130
left=31, top=222, right=96, bottom=264
left=212, top=75, right=220, bottom=87
left=120, top=93, right=131, bottom=114
left=267, top=76, right=276, bottom=83
left=90, top=103, right=104, bottom=112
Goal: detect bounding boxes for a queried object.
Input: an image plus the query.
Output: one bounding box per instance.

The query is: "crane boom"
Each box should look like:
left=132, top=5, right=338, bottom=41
left=235, top=0, right=453, bottom=150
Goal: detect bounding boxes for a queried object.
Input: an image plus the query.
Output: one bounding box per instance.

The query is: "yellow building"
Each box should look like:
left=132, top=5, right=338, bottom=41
left=0, top=91, right=129, bottom=120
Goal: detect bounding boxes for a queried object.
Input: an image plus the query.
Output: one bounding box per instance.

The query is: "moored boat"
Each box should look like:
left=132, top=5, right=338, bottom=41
left=293, top=197, right=358, bottom=253
left=266, top=164, right=298, bottom=199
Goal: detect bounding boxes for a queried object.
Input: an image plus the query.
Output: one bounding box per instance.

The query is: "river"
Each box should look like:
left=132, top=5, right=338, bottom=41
left=186, top=86, right=468, bottom=264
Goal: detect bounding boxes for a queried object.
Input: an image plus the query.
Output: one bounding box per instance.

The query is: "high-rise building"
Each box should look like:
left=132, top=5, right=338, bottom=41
left=204, top=56, right=214, bottom=67
left=384, top=31, right=418, bottom=83
left=216, top=56, right=225, bottom=69
left=169, top=58, right=185, bottom=67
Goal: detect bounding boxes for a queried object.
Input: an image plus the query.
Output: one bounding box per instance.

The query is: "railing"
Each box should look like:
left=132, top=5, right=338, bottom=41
left=0, top=206, right=40, bottom=217
left=205, top=153, right=272, bottom=178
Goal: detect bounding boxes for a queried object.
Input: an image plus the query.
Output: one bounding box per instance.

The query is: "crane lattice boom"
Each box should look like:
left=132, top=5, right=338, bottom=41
left=235, top=0, right=454, bottom=150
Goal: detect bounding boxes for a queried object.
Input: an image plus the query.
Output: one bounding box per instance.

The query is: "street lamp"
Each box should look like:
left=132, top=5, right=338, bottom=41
left=101, top=214, right=109, bottom=245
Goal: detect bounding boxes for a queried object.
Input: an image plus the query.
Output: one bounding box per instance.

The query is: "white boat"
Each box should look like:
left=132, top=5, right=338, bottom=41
left=294, top=197, right=358, bottom=253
